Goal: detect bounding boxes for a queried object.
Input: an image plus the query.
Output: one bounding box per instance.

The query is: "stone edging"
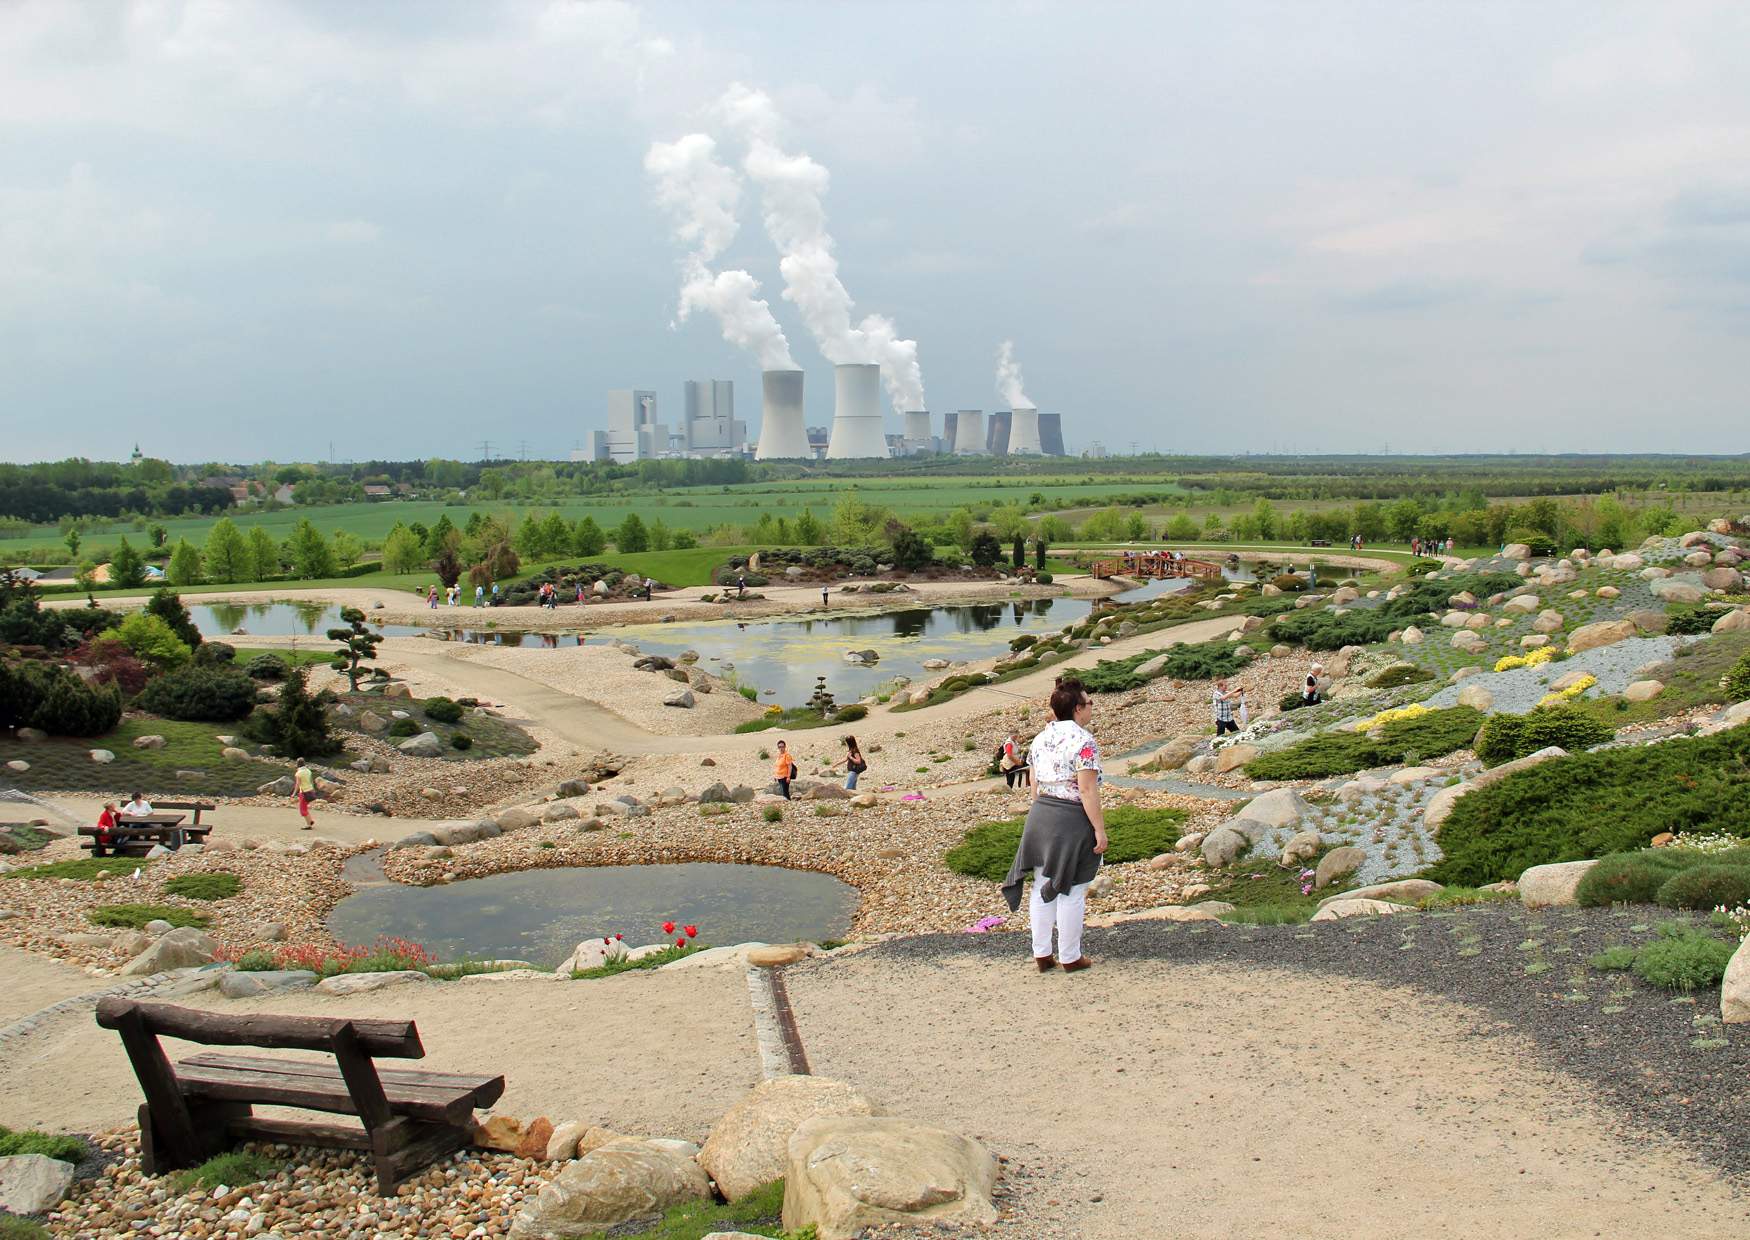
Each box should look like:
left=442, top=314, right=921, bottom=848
left=744, top=967, right=810, bottom=1078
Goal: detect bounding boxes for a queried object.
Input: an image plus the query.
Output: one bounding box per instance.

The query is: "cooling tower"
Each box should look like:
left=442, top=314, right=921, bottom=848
left=953, top=409, right=987, bottom=455
left=902, top=410, right=932, bottom=444
left=827, top=363, right=888, bottom=459
left=755, top=370, right=809, bottom=459
left=1009, top=406, right=1043, bottom=455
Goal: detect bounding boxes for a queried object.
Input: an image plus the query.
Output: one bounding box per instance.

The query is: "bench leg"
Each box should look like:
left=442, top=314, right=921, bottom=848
left=370, top=1119, right=468, bottom=1196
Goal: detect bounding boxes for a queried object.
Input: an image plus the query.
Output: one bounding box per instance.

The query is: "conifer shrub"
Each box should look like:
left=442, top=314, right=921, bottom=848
left=1655, top=864, right=1750, bottom=911
left=138, top=665, right=259, bottom=722
left=1473, top=706, right=1614, bottom=767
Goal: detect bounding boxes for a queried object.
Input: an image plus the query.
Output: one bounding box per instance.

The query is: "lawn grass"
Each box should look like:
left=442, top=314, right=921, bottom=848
left=943, top=806, right=1186, bottom=881
left=328, top=691, right=537, bottom=761
left=0, top=717, right=284, bottom=797
left=228, top=646, right=337, bottom=668
left=0, top=1217, right=49, bottom=1240
left=571, top=1177, right=793, bottom=1239
left=0, top=856, right=153, bottom=881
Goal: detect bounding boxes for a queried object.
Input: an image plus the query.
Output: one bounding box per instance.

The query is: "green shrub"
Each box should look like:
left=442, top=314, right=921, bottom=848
left=1503, top=526, right=1558, bottom=556
left=168, top=1151, right=285, bottom=1195
left=832, top=704, right=868, bottom=723
left=245, top=652, right=288, bottom=681
left=1589, top=945, right=1638, bottom=970
left=1473, top=706, right=1614, bottom=767
left=1081, top=640, right=1247, bottom=693
left=1246, top=707, right=1483, bottom=780
left=1428, top=725, right=1750, bottom=885
left=137, top=665, right=259, bottom=722
left=1010, top=634, right=1038, bottom=652
left=87, top=903, right=210, bottom=929
left=162, top=872, right=241, bottom=901
left=0, top=856, right=144, bottom=882
left=762, top=806, right=782, bottom=823
left=388, top=718, right=420, bottom=738
left=1574, top=851, right=1691, bottom=907
left=193, top=640, right=236, bottom=665
left=944, top=806, right=1186, bottom=881
left=0, top=1216, right=50, bottom=1240
left=4, top=663, right=124, bottom=736
left=1630, top=925, right=1737, bottom=991
left=1266, top=609, right=1401, bottom=650
left=232, top=949, right=278, bottom=971
left=1664, top=607, right=1717, bottom=636
left=1270, top=573, right=1306, bottom=591
left=241, top=665, right=341, bottom=757
left=0, top=1124, right=86, bottom=1161
left=1724, top=652, right=1750, bottom=702
left=422, top=696, right=464, bottom=724
left=738, top=685, right=758, bottom=702
left=449, top=733, right=473, bottom=750
left=1655, top=863, right=1750, bottom=911
left=1367, top=663, right=1434, bottom=688
left=1035, top=571, right=1054, bottom=584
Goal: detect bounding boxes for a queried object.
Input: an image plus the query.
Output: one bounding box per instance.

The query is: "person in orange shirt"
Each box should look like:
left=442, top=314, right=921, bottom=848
left=772, top=740, right=797, bottom=799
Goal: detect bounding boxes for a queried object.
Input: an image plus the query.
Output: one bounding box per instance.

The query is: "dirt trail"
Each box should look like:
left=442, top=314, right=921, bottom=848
left=0, top=946, right=107, bottom=1025
left=788, top=953, right=1747, bottom=1240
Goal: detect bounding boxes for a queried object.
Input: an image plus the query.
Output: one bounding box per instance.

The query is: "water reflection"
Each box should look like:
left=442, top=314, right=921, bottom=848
left=327, top=862, right=860, bottom=968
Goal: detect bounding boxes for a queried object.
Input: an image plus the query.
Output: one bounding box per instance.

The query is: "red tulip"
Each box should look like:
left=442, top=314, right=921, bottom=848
left=662, top=921, right=676, bottom=934
left=683, top=925, right=698, bottom=938
left=675, top=938, right=686, bottom=948
left=614, top=933, right=623, bottom=941
left=601, top=937, right=610, bottom=945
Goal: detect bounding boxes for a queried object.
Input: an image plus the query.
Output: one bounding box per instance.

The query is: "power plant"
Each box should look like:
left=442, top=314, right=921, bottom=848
left=901, top=410, right=933, bottom=454
left=953, top=409, right=987, bottom=455
left=826, top=363, right=889, bottom=459
left=755, top=370, right=808, bottom=460
left=1008, top=405, right=1042, bottom=454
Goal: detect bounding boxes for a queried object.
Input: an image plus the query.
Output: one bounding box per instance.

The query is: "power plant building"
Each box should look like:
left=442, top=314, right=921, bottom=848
left=1039, top=412, right=1065, bottom=457
left=605, top=389, right=662, bottom=463
left=827, top=363, right=889, bottom=458
left=985, top=410, right=1011, bottom=456
left=953, top=409, right=987, bottom=455
left=682, top=380, right=745, bottom=455
left=1008, top=406, right=1043, bottom=455
left=755, top=370, right=809, bottom=459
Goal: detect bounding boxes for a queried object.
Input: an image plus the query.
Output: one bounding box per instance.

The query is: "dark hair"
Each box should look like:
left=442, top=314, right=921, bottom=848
left=842, top=735, right=860, bottom=753
left=1049, top=677, right=1089, bottom=721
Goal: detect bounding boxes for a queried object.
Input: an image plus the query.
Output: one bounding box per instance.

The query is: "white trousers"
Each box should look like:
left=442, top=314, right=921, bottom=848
left=1029, top=867, right=1089, bottom=964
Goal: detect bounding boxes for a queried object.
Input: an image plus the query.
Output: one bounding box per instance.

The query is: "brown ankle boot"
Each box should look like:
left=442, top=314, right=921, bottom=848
left=1035, top=955, right=1056, bottom=971
left=1061, top=957, right=1093, bottom=973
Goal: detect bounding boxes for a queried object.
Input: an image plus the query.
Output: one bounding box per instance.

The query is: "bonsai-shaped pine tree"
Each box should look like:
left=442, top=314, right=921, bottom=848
left=326, top=606, right=382, bottom=691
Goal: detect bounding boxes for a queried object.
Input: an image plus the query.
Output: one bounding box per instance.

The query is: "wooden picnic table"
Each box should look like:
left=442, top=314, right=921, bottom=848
left=80, top=812, right=212, bottom=857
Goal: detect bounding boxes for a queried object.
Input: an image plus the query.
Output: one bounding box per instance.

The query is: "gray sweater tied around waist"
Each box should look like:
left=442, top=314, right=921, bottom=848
left=1001, top=794, right=1101, bottom=911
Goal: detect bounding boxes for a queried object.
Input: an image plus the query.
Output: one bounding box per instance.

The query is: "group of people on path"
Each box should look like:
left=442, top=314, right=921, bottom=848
left=768, top=735, right=868, bottom=799
left=428, top=582, right=500, bottom=607
left=1410, top=535, right=1453, bottom=557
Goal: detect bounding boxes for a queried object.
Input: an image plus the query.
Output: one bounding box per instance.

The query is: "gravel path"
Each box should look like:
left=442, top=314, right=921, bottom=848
left=1420, top=634, right=1687, bottom=715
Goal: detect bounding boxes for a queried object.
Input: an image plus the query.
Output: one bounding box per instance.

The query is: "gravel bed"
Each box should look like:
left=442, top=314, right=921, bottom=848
left=846, top=903, right=1750, bottom=1181
left=1420, top=634, right=1687, bottom=715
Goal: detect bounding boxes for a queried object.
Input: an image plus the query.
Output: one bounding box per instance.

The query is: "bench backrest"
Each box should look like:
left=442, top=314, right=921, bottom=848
left=152, top=801, right=216, bottom=812
left=95, top=998, right=423, bottom=1058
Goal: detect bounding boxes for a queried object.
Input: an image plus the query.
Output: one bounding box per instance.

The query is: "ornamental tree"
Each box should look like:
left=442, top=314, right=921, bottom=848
left=326, top=606, right=382, bottom=691
left=204, top=517, right=249, bottom=582
left=108, top=536, right=147, bottom=589
left=166, top=539, right=203, bottom=586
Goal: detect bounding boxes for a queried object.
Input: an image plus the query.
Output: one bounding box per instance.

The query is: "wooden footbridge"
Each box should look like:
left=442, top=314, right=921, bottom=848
left=1090, top=552, right=1225, bottom=582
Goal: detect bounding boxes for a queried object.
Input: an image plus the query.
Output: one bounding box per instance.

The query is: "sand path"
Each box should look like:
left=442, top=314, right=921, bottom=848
left=0, top=946, right=107, bottom=1026
left=786, top=953, right=1746, bottom=1240
left=0, top=969, right=762, bottom=1142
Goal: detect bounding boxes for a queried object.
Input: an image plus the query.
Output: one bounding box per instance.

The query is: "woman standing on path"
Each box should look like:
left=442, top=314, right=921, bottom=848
left=773, top=740, right=797, bottom=799
left=1001, top=677, right=1108, bottom=973
left=841, top=735, right=867, bottom=790
left=999, top=731, right=1030, bottom=791
left=293, top=757, right=317, bottom=830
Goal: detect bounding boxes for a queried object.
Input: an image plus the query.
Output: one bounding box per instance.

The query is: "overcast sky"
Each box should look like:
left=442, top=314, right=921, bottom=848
left=3, top=1, right=1748, bottom=463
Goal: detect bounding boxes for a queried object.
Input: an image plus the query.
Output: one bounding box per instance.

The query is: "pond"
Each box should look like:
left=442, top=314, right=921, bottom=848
left=327, top=861, right=860, bottom=969
left=191, top=601, right=425, bottom=639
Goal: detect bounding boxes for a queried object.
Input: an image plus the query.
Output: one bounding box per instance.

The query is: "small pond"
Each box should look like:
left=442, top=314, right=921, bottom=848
left=191, top=601, right=424, bottom=639
left=327, top=861, right=860, bottom=969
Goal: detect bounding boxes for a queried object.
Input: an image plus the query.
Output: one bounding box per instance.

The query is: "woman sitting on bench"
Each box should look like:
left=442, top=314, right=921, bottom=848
left=96, top=802, right=118, bottom=851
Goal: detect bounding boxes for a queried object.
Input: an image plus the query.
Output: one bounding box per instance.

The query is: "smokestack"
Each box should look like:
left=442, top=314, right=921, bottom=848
left=902, top=410, right=932, bottom=446
left=953, top=409, right=987, bottom=455
left=827, top=363, right=888, bottom=459
left=1009, top=406, right=1042, bottom=455
left=756, top=370, right=808, bottom=459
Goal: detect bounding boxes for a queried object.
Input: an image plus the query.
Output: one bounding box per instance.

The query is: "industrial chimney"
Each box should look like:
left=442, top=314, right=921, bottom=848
left=827, top=363, right=888, bottom=459
left=953, top=409, right=987, bottom=455
left=755, top=370, right=808, bottom=459
left=1008, top=406, right=1043, bottom=455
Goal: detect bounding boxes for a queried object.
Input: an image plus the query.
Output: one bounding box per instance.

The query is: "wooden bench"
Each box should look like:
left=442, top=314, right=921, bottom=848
left=79, top=802, right=217, bottom=855
left=95, top=998, right=505, bottom=1194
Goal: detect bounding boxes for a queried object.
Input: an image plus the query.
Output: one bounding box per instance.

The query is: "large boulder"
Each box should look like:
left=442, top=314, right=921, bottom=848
left=397, top=731, right=446, bottom=758
left=219, top=970, right=318, bottom=998
left=1213, top=744, right=1258, bottom=774
left=1623, top=680, right=1664, bottom=702
left=496, top=806, right=538, bottom=832
left=1456, top=683, right=1493, bottom=711
left=1501, top=542, right=1531, bottom=560
left=663, top=688, right=696, bottom=709
left=699, top=1076, right=881, bottom=1202
left=1317, top=879, right=1443, bottom=908
left=1200, top=826, right=1251, bottom=867
left=1567, top=619, right=1636, bottom=652
left=1531, top=610, right=1565, bottom=634
left=510, top=1137, right=711, bottom=1237
left=1702, top=567, right=1744, bottom=592
left=1502, top=594, right=1540, bottom=615
left=358, top=710, right=388, bottom=733
left=1278, top=831, right=1323, bottom=868
left=1237, top=788, right=1312, bottom=830
left=1310, top=898, right=1411, bottom=921
left=1724, top=939, right=1750, bottom=1025
left=1713, top=608, right=1750, bottom=635
left=1149, top=735, right=1204, bottom=771
left=1314, top=846, right=1365, bottom=890
left=315, top=970, right=429, bottom=996
left=1650, top=579, right=1704, bottom=604
left=782, top=1116, right=998, bottom=1240
left=0, top=1153, right=76, bottom=1216
left=556, top=937, right=628, bottom=975
left=119, top=926, right=216, bottom=976
left=1518, top=859, right=1598, bottom=908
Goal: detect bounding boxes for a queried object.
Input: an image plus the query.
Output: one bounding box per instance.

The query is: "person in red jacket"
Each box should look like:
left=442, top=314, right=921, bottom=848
left=95, top=802, right=118, bottom=849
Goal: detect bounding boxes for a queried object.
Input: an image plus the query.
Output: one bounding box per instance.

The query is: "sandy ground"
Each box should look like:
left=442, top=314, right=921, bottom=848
left=0, top=969, right=762, bottom=1141
left=0, top=945, right=106, bottom=1024
left=786, top=953, right=1748, bottom=1240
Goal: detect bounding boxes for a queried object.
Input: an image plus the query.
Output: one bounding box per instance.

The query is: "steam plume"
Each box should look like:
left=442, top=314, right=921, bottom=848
left=995, top=340, right=1032, bottom=408
left=719, top=83, right=925, bottom=413
left=643, top=132, right=796, bottom=370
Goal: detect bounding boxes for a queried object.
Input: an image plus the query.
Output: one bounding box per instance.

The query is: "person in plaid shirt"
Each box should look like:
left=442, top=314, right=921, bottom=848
left=1212, top=679, right=1241, bottom=735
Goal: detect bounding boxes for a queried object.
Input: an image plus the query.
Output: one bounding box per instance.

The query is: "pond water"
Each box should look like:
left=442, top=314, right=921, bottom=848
left=327, top=861, right=860, bottom=969
left=191, top=601, right=425, bottom=639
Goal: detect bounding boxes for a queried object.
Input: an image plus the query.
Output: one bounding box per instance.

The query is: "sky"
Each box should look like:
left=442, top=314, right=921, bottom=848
left=2, top=0, right=1748, bottom=463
